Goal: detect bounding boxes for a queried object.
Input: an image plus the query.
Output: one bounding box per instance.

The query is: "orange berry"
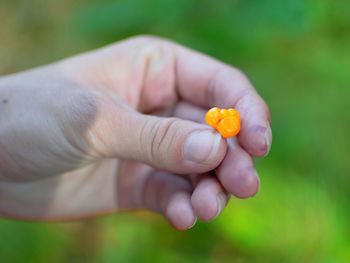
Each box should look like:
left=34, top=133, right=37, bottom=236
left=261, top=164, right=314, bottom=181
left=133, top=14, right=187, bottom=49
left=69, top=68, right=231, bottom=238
left=216, top=115, right=241, bottom=138
left=205, top=107, right=241, bottom=138
left=205, top=107, right=222, bottom=128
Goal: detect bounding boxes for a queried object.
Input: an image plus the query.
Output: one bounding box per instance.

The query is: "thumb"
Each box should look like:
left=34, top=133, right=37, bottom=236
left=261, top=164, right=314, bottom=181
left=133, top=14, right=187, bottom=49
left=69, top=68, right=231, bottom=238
left=96, top=109, right=227, bottom=174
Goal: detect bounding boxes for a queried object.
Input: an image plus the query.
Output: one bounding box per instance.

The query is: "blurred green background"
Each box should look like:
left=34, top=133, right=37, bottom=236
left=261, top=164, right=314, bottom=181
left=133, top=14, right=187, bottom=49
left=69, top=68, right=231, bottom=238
left=1, top=0, right=349, bottom=262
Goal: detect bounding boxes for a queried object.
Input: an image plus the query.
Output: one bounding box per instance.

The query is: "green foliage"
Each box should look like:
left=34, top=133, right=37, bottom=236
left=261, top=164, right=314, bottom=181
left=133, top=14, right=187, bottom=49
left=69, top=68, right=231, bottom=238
left=0, top=0, right=350, bottom=262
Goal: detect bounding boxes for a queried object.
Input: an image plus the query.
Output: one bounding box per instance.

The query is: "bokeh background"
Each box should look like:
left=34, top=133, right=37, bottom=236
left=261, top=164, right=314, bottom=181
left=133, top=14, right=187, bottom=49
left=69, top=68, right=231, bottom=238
left=1, top=0, right=350, bottom=262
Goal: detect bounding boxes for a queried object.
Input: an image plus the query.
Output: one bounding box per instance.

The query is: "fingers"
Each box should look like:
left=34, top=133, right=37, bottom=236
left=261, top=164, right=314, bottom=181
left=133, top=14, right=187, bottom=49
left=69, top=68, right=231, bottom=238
left=118, top=161, right=230, bottom=229
left=118, top=163, right=196, bottom=230
left=174, top=99, right=272, bottom=158
left=165, top=191, right=196, bottom=230
left=130, top=170, right=228, bottom=228
left=142, top=171, right=196, bottom=230
left=190, top=173, right=229, bottom=222
left=236, top=91, right=272, bottom=156
left=173, top=101, right=259, bottom=199
left=98, top=107, right=227, bottom=175
left=173, top=44, right=272, bottom=156
left=216, top=138, right=260, bottom=198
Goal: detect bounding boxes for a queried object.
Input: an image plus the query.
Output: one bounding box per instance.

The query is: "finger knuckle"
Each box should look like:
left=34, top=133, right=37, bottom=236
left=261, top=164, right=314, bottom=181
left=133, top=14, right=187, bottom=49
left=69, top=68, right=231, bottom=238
left=132, top=35, right=170, bottom=45
left=149, top=117, right=180, bottom=163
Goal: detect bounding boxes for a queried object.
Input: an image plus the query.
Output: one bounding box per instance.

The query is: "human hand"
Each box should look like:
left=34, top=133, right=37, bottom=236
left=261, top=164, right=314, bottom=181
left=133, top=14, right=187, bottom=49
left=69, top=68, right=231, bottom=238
left=0, top=36, right=271, bottom=230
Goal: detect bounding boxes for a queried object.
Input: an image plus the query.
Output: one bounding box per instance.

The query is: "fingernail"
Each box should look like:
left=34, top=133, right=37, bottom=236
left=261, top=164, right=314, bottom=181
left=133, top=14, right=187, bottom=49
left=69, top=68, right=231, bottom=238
left=215, top=192, right=228, bottom=218
left=264, top=126, right=272, bottom=156
left=188, top=217, right=198, bottom=229
left=184, top=130, right=222, bottom=164
left=251, top=170, right=261, bottom=197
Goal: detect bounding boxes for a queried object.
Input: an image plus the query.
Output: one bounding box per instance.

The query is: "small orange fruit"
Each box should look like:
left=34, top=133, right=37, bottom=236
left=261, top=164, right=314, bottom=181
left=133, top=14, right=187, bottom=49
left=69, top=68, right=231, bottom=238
left=216, top=115, right=240, bottom=138
left=205, top=107, right=240, bottom=138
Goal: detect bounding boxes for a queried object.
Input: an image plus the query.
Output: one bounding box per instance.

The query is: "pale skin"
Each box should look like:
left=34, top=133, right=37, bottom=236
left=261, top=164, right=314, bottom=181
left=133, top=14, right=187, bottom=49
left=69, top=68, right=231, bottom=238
left=0, top=36, right=272, bottom=230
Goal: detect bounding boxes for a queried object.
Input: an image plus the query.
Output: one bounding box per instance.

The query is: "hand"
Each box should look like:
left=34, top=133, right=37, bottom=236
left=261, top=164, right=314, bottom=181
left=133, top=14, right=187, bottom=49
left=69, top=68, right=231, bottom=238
left=0, top=36, right=271, bottom=230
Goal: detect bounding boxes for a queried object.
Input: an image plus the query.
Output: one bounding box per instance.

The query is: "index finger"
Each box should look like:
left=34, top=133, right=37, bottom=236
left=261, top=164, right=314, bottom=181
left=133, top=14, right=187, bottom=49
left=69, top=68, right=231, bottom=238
left=173, top=44, right=272, bottom=157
